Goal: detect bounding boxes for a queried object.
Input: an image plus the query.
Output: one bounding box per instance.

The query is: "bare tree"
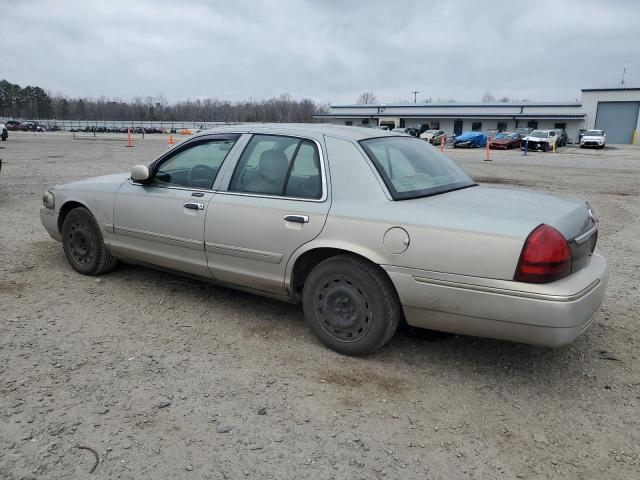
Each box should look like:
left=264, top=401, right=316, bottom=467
left=356, top=92, right=377, bottom=104
left=481, top=91, right=496, bottom=103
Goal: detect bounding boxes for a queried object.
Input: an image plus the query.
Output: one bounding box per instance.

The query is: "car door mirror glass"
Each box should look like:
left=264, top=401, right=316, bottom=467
left=131, top=165, right=150, bottom=182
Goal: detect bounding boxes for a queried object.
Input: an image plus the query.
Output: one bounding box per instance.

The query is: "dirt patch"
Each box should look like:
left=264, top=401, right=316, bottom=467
left=321, top=369, right=405, bottom=392
left=0, top=280, right=26, bottom=294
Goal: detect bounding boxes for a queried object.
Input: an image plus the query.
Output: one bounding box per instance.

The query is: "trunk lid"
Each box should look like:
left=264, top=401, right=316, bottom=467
left=403, top=186, right=595, bottom=241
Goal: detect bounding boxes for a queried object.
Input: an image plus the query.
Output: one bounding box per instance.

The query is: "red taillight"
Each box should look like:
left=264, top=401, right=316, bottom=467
left=514, top=224, right=572, bottom=283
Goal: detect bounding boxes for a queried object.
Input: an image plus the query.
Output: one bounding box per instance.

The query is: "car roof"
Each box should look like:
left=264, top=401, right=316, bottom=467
left=194, top=123, right=397, bottom=142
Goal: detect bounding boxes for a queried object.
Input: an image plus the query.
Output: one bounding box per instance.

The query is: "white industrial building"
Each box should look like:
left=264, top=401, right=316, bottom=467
left=315, top=87, right=640, bottom=144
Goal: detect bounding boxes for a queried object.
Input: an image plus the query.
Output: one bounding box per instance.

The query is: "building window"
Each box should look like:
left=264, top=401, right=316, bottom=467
left=345, top=121, right=353, bottom=126
left=554, top=123, right=566, bottom=130
left=430, top=122, right=440, bottom=129
left=472, top=122, right=482, bottom=131
left=361, top=118, right=370, bottom=125
left=497, top=122, right=508, bottom=132
left=527, top=120, right=538, bottom=129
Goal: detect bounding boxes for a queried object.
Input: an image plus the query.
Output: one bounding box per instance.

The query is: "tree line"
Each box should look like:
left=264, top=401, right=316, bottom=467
left=0, top=79, right=328, bottom=122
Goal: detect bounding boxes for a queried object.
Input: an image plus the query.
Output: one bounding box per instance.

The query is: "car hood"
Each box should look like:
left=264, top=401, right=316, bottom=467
left=395, top=186, right=592, bottom=240
left=582, top=136, right=604, bottom=140
left=490, top=138, right=513, bottom=144
left=522, top=136, right=547, bottom=141
left=53, top=172, right=131, bottom=193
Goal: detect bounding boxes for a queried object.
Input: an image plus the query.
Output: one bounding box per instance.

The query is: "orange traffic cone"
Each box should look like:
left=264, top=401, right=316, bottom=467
left=168, top=134, right=175, bottom=145
left=484, top=138, right=491, bottom=161
left=440, top=135, right=445, bottom=152
left=126, top=128, right=134, bottom=148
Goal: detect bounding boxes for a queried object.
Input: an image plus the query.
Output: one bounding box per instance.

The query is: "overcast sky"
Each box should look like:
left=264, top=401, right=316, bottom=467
left=1, top=0, right=639, bottom=105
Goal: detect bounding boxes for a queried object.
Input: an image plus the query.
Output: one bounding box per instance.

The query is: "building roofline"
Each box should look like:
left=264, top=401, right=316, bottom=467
left=329, top=102, right=582, bottom=109
left=581, top=87, right=640, bottom=92
left=313, top=113, right=585, bottom=119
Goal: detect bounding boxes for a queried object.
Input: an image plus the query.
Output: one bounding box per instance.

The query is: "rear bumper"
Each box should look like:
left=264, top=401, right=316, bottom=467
left=384, top=250, right=608, bottom=347
left=40, top=208, right=62, bottom=242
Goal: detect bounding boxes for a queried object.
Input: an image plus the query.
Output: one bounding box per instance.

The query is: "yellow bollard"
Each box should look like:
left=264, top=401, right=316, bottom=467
left=633, top=129, right=638, bottom=145
left=553, top=142, right=556, bottom=154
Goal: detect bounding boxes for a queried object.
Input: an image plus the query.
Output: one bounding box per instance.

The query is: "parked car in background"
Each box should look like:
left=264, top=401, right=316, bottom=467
left=420, top=129, right=446, bottom=145
left=521, top=130, right=558, bottom=152
left=1, top=122, right=7, bottom=141
left=5, top=120, right=25, bottom=131
left=39, top=124, right=607, bottom=355
left=580, top=130, right=606, bottom=148
left=21, top=121, right=45, bottom=132
left=489, top=132, right=522, bottom=149
left=515, top=127, right=532, bottom=137
left=453, top=131, right=488, bottom=148
left=552, top=129, right=568, bottom=147
left=392, top=127, right=411, bottom=135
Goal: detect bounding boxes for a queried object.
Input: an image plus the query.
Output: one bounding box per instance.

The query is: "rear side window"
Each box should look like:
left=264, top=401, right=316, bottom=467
left=229, top=135, right=322, bottom=199
left=360, top=137, right=475, bottom=200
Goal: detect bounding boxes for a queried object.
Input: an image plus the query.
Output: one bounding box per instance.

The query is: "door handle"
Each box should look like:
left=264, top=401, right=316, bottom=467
left=284, top=214, right=309, bottom=224
left=183, top=202, right=204, bottom=210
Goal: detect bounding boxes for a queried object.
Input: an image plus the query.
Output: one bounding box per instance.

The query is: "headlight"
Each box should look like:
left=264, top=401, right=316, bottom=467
left=43, top=190, right=55, bottom=209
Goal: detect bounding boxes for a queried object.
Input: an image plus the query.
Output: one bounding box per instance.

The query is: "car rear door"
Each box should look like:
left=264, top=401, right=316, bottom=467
left=204, top=133, right=330, bottom=295
left=110, top=134, right=241, bottom=277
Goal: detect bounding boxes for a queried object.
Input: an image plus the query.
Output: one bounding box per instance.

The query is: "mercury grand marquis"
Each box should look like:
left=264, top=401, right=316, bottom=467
left=40, top=124, right=607, bottom=355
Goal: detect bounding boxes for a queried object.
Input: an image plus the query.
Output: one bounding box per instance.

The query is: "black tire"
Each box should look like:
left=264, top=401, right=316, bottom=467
left=1, top=131, right=7, bottom=141
left=62, top=207, right=117, bottom=275
left=302, top=255, right=401, bottom=356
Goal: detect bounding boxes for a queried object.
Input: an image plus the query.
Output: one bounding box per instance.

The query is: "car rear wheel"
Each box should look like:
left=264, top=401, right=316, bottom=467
left=62, top=207, right=117, bottom=275
left=302, top=255, right=401, bottom=356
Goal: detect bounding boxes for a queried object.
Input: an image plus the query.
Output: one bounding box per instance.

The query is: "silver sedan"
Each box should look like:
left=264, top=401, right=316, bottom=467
left=40, top=124, right=607, bottom=355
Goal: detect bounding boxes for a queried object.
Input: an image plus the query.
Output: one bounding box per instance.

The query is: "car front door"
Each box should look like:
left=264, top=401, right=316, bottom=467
left=110, top=134, right=241, bottom=277
left=204, top=134, right=330, bottom=295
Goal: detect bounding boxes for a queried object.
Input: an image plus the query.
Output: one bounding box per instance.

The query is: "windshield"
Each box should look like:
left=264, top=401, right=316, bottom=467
left=585, top=130, right=603, bottom=136
left=529, top=130, right=548, bottom=138
left=359, top=137, right=476, bottom=200
left=495, top=132, right=515, bottom=139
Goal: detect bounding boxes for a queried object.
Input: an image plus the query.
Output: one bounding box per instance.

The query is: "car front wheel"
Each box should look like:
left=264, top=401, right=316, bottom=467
left=62, top=207, right=117, bottom=275
left=302, top=255, right=401, bottom=356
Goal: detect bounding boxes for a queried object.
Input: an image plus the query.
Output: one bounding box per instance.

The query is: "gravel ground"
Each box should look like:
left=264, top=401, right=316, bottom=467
left=1, top=132, right=639, bottom=479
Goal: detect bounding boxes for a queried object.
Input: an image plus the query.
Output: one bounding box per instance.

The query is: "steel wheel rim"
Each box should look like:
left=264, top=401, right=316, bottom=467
left=313, top=274, right=373, bottom=343
left=67, top=220, right=95, bottom=266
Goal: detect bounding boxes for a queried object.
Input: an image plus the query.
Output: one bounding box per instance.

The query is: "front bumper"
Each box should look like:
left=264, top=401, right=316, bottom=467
left=40, top=207, right=62, bottom=242
left=521, top=141, right=547, bottom=150
left=384, top=250, right=608, bottom=347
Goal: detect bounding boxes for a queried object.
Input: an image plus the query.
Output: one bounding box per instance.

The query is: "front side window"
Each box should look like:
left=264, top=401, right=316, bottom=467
left=360, top=137, right=475, bottom=200
left=229, top=135, right=322, bottom=199
left=152, top=137, right=238, bottom=189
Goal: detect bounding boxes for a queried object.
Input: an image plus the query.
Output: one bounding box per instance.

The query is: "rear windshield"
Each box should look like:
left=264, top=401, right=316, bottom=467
left=585, top=130, right=603, bottom=136
left=359, top=137, right=476, bottom=200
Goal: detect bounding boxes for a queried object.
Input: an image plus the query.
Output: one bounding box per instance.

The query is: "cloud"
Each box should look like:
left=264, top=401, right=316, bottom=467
left=0, top=0, right=638, bottom=104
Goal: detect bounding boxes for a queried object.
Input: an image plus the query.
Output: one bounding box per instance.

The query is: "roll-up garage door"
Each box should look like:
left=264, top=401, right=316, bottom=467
left=594, top=101, right=640, bottom=144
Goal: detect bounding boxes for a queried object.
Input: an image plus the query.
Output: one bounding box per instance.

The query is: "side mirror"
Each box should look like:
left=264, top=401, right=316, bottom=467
left=131, top=165, right=150, bottom=182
